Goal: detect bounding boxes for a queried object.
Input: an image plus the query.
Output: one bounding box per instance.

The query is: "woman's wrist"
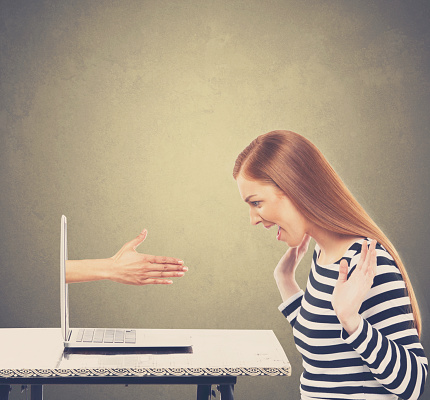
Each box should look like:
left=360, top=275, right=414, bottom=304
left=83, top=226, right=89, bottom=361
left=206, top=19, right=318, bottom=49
left=274, top=274, right=301, bottom=302
left=338, top=313, right=361, bottom=336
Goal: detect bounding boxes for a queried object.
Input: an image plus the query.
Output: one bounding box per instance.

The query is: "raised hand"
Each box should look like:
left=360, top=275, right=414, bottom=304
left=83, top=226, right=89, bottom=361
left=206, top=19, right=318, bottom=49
left=332, top=239, right=377, bottom=334
left=274, top=234, right=311, bottom=301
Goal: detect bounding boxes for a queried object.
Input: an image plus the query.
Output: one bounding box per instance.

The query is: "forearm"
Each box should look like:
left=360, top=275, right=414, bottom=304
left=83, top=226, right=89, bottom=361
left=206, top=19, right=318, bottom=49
left=337, top=312, right=362, bottom=336
left=66, top=258, right=113, bottom=283
left=274, top=273, right=301, bottom=302
left=343, top=317, right=427, bottom=400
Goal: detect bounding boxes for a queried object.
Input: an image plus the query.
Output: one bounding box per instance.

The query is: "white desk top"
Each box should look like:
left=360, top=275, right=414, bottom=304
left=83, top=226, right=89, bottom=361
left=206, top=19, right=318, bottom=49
left=0, top=328, right=290, bottom=379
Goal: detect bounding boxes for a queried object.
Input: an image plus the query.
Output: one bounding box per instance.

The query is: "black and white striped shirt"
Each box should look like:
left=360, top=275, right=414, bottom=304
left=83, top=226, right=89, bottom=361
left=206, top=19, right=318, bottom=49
left=279, top=238, right=428, bottom=400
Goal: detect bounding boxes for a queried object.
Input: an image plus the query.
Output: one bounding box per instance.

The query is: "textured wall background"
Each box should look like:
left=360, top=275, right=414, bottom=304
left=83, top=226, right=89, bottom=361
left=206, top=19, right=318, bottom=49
left=1, top=0, right=429, bottom=399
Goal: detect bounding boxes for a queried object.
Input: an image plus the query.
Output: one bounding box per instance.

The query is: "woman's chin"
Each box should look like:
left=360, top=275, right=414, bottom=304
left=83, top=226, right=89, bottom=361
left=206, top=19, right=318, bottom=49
left=285, top=237, right=302, bottom=248
left=278, top=229, right=302, bottom=247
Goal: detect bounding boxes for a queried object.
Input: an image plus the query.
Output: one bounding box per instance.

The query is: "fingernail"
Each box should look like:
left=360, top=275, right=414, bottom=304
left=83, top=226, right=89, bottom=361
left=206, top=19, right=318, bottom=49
left=183, top=266, right=188, bottom=271
left=178, top=260, right=184, bottom=264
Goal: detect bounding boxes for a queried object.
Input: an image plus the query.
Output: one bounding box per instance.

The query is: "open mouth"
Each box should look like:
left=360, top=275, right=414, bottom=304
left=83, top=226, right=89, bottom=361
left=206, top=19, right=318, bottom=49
left=277, top=225, right=281, bottom=240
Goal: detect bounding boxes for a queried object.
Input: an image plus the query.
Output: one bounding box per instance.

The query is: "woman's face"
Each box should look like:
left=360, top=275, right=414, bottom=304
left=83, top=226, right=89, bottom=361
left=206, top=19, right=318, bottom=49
left=236, top=174, right=309, bottom=247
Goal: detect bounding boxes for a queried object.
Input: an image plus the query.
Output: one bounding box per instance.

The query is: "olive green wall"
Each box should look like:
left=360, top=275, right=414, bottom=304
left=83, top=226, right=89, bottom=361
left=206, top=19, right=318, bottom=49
left=1, top=0, right=429, bottom=399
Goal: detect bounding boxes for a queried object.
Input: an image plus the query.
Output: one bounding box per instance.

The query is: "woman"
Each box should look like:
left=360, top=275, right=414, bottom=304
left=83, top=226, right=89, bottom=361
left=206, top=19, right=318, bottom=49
left=66, top=229, right=188, bottom=285
left=234, top=131, right=427, bottom=400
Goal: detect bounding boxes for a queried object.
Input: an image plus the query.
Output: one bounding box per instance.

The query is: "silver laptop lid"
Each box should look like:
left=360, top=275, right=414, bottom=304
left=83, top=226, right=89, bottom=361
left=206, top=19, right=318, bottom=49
left=60, top=215, right=70, bottom=342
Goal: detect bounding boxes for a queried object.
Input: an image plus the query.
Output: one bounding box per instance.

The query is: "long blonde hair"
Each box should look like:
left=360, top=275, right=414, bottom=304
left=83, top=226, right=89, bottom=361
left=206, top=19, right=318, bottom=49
left=233, top=130, right=421, bottom=337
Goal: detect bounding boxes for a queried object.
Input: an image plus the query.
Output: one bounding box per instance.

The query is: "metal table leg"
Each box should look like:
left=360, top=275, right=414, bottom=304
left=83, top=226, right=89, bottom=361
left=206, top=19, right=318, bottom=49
left=218, top=384, right=234, bottom=400
left=196, top=384, right=211, bottom=400
left=31, top=385, right=43, bottom=400
left=0, top=386, right=11, bottom=400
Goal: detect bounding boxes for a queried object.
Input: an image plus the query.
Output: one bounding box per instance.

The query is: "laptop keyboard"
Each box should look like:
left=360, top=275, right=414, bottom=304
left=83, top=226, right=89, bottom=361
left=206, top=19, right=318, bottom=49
left=76, top=328, right=136, bottom=344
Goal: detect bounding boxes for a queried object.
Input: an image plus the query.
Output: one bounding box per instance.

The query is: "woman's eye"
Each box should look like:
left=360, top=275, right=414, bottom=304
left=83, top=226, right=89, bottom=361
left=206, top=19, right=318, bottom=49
left=251, top=201, right=261, bottom=207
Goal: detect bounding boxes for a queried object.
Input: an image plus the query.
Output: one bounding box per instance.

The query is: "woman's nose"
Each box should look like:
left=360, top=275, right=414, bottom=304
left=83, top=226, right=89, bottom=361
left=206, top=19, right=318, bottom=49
left=250, top=209, right=262, bottom=225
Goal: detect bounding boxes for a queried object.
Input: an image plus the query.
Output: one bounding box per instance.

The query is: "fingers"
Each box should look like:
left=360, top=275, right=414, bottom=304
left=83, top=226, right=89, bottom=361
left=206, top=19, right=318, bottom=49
left=299, top=234, right=312, bottom=253
left=144, top=269, right=187, bottom=278
left=151, top=255, right=184, bottom=265
left=131, top=266, right=187, bottom=285
left=114, top=264, right=187, bottom=285
left=371, top=240, right=377, bottom=272
left=365, top=239, right=377, bottom=277
left=140, top=279, right=174, bottom=285
left=126, top=231, right=184, bottom=265
left=337, top=259, right=349, bottom=284
left=143, top=261, right=188, bottom=272
left=357, top=240, right=368, bottom=270
left=357, top=239, right=377, bottom=272
left=369, top=239, right=377, bottom=254
left=355, top=239, right=377, bottom=285
left=146, top=262, right=188, bottom=271
left=129, top=230, right=148, bottom=250
left=134, top=262, right=188, bottom=279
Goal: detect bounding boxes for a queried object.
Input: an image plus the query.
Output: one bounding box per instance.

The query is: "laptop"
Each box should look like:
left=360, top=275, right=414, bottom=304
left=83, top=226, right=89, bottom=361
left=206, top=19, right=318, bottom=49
left=60, top=215, right=192, bottom=349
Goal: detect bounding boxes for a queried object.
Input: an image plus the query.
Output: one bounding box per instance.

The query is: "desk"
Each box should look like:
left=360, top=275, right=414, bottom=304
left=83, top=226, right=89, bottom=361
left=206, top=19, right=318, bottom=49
left=0, top=328, right=290, bottom=400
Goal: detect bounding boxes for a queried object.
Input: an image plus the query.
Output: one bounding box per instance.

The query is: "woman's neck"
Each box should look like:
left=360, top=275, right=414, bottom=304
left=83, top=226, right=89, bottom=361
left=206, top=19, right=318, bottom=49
left=308, top=227, right=362, bottom=266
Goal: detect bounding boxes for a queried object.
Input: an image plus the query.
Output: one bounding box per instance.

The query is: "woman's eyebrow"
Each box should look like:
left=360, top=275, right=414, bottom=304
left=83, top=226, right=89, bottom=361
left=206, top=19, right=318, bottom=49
left=245, top=194, right=257, bottom=203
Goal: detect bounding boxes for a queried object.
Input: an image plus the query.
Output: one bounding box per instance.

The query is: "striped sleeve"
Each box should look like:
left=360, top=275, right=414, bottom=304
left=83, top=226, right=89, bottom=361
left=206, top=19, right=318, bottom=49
left=278, top=290, right=304, bottom=327
left=341, top=245, right=428, bottom=400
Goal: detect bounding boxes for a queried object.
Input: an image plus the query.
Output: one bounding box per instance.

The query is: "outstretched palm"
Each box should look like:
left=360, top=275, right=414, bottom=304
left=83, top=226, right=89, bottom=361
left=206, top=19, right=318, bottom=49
left=332, top=239, right=377, bottom=334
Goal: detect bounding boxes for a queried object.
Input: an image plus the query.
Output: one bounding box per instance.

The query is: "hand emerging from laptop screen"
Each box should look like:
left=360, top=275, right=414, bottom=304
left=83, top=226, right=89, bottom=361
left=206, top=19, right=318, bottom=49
left=66, top=229, right=188, bottom=285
